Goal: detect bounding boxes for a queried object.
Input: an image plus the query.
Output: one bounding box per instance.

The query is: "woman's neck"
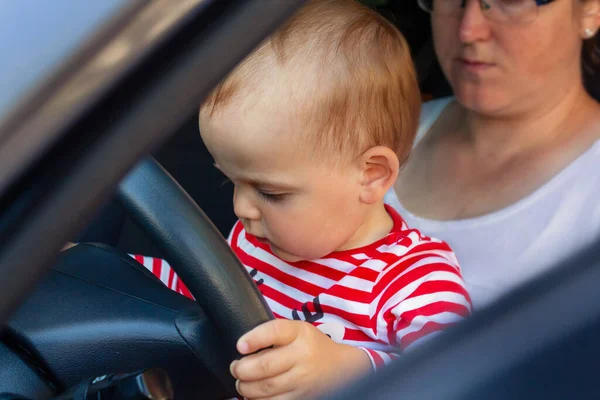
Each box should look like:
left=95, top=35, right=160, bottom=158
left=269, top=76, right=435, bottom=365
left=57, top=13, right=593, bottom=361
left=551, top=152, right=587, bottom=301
left=462, top=82, right=598, bottom=161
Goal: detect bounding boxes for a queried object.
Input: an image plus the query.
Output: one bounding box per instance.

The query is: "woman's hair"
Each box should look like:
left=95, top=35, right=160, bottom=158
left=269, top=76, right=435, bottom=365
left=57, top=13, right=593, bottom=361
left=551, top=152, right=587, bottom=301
left=583, top=31, right=600, bottom=99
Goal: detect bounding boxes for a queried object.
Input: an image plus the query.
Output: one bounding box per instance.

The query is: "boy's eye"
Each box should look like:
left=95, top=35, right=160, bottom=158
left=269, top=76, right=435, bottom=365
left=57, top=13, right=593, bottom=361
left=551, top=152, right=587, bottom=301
left=256, top=189, right=286, bottom=204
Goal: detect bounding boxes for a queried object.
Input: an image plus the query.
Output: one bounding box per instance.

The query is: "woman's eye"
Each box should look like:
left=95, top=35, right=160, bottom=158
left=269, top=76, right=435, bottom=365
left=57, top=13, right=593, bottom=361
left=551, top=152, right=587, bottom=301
left=256, top=190, right=286, bottom=204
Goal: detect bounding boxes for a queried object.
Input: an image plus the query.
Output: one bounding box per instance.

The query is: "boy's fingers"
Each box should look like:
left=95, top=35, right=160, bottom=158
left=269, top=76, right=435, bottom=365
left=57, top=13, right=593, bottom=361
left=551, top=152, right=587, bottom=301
left=232, top=346, right=294, bottom=381
left=62, top=242, right=77, bottom=251
left=235, top=370, right=297, bottom=399
left=237, top=319, right=302, bottom=354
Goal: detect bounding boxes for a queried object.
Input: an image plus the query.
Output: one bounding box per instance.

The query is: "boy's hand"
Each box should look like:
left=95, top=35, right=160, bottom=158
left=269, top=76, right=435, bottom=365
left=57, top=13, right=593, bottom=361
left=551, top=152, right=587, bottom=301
left=230, top=319, right=372, bottom=400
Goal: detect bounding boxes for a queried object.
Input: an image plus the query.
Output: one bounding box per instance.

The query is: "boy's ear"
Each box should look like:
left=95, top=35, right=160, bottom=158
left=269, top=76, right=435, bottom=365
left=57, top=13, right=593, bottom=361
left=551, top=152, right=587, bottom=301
left=356, top=146, right=399, bottom=205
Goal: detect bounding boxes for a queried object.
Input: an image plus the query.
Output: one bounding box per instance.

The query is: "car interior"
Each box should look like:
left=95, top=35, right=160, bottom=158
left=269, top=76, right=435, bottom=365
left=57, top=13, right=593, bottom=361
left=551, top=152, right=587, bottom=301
left=86, top=0, right=600, bottom=258
left=0, top=1, right=297, bottom=398
left=79, top=0, right=453, bottom=259
left=1, top=0, right=600, bottom=399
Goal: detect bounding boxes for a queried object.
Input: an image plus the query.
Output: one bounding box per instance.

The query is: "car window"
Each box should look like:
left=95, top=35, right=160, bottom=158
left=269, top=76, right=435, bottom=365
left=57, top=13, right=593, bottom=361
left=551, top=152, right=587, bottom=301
left=0, top=0, right=132, bottom=122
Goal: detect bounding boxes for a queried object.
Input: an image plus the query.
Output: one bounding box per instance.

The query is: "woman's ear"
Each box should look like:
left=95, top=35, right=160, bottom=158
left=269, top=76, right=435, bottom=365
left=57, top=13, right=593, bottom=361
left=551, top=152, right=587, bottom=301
left=580, top=0, right=600, bottom=37
left=356, top=146, right=399, bottom=205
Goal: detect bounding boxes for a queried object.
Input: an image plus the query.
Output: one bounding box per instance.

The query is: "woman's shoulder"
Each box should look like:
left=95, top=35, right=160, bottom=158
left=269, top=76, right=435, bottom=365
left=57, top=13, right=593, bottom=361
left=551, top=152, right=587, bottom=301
left=416, top=97, right=455, bottom=144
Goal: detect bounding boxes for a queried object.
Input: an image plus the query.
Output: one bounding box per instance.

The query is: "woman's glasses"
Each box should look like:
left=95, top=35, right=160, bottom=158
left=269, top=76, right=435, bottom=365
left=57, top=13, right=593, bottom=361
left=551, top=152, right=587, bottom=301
left=417, top=0, right=557, bottom=24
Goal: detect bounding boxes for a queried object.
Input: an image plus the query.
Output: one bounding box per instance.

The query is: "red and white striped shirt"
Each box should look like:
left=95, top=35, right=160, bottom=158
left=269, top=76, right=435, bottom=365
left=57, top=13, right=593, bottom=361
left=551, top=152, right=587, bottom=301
left=133, top=205, right=471, bottom=369
left=130, top=254, right=194, bottom=300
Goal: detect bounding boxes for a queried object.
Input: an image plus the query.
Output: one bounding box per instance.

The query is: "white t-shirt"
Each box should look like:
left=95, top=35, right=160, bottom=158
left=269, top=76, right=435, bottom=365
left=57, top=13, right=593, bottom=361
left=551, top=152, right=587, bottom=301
left=385, top=98, right=600, bottom=311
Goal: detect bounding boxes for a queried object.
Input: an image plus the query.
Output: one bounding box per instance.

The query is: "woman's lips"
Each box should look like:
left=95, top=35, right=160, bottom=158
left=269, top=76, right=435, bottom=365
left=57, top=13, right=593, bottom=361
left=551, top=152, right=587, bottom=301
left=457, top=58, right=495, bottom=73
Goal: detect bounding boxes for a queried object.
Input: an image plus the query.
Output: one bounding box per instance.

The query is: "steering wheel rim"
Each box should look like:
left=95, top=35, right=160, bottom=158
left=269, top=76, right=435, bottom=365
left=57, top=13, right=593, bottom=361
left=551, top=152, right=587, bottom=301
left=117, top=157, right=274, bottom=385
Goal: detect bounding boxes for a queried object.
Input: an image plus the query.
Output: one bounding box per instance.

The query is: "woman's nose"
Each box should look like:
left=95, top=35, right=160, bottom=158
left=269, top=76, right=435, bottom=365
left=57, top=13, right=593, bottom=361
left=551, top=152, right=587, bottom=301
left=458, top=0, right=492, bottom=44
left=233, top=186, right=261, bottom=221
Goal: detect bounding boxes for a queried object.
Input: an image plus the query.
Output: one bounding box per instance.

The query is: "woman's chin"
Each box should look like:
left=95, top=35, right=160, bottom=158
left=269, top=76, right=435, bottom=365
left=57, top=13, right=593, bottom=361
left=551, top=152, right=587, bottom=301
left=454, top=86, right=513, bottom=117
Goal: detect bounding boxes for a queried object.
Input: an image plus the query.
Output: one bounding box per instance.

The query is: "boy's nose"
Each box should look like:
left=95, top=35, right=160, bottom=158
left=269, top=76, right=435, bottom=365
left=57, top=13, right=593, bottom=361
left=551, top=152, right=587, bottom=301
left=233, top=186, right=261, bottom=221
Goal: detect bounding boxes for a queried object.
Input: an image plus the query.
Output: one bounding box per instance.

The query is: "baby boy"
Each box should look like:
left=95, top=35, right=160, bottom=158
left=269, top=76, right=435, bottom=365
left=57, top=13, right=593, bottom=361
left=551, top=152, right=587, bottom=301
left=197, top=0, right=472, bottom=398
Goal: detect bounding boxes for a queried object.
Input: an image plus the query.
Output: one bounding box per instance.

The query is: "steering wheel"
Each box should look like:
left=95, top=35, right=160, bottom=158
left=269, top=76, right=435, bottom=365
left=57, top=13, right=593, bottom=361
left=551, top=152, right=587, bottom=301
left=117, top=157, right=274, bottom=375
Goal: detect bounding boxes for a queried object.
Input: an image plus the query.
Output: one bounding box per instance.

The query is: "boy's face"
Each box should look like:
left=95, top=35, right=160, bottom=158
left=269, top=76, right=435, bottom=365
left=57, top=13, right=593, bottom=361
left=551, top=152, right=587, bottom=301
left=200, top=100, right=369, bottom=262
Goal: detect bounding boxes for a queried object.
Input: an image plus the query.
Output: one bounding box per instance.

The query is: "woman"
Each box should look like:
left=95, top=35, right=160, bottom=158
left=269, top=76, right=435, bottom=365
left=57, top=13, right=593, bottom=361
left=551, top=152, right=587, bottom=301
left=386, top=0, right=600, bottom=310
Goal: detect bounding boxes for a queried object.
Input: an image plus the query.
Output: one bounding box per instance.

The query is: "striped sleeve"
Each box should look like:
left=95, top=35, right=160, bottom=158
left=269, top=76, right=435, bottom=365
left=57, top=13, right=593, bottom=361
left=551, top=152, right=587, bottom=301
left=129, top=221, right=244, bottom=301
left=367, top=240, right=472, bottom=369
left=129, top=254, right=194, bottom=300
left=358, top=347, right=400, bottom=370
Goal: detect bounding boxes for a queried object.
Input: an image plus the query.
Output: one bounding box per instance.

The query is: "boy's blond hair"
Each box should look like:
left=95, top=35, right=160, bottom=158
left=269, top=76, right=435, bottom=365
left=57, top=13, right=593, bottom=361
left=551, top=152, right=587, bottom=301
left=201, top=0, right=420, bottom=164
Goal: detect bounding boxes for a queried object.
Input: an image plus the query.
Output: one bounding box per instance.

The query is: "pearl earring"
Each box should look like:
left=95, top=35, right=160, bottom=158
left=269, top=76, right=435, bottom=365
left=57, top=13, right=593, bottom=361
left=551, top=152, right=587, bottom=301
left=585, top=28, right=595, bottom=38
